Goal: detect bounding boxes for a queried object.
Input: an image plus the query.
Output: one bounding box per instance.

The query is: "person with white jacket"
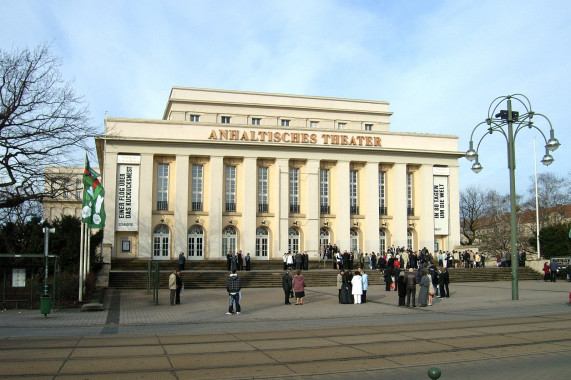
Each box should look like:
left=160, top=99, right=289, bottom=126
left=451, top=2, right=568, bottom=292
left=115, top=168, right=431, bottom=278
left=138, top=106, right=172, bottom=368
left=351, top=271, right=363, bottom=304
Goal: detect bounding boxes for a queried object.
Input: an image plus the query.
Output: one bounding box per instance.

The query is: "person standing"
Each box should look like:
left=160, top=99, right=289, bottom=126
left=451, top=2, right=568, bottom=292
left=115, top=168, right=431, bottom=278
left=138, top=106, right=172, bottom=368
left=549, top=260, right=558, bottom=282
left=418, top=269, right=430, bottom=307
left=226, top=270, right=242, bottom=315
left=226, top=251, right=232, bottom=271
left=175, top=269, right=183, bottom=305
left=397, top=271, right=407, bottom=306
left=293, top=269, right=305, bottom=305
left=245, top=253, right=251, bottom=271
left=169, top=269, right=177, bottom=306
left=336, top=270, right=344, bottom=303
left=282, top=270, right=292, bottom=305
left=404, top=268, right=418, bottom=307
left=351, top=270, right=363, bottom=304
left=361, top=269, right=369, bottom=303
left=178, top=251, right=186, bottom=270
left=543, top=262, right=550, bottom=282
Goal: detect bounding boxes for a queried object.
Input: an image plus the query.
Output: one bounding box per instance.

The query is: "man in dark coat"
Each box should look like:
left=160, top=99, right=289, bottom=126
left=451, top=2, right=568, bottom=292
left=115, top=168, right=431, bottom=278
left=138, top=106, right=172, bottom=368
left=175, top=270, right=183, bottom=305
left=282, top=270, right=292, bottom=305
left=404, top=268, right=418, bottom=307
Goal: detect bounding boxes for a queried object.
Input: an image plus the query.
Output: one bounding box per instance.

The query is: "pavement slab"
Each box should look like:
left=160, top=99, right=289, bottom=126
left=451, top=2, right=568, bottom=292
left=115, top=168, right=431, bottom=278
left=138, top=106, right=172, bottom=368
left=59, top=356, right=172, bottom=374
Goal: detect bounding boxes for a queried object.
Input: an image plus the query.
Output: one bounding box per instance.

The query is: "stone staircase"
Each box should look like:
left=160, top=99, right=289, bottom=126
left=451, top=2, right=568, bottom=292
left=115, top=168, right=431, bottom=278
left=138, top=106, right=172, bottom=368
left=108, top=259, right=543, bottom=289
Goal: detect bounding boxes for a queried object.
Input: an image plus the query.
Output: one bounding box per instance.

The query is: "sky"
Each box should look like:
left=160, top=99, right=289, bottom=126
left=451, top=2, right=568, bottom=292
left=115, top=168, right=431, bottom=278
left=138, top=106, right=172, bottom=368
left=1, top=0, right=569, bottom=198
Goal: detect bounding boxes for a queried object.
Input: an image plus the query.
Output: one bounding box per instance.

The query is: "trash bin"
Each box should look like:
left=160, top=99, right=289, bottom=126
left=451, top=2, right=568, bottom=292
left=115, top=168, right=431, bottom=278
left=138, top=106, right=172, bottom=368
left=40, top=294, right=51, bottom=316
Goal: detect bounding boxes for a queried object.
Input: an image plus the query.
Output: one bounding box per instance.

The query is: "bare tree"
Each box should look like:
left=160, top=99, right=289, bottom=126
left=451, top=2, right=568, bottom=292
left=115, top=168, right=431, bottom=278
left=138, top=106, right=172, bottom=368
left=0, top=44, right=96, bottom=211
left=524, top=172, right=571, bottom=230
left=460, top=185, right=489, bottom=245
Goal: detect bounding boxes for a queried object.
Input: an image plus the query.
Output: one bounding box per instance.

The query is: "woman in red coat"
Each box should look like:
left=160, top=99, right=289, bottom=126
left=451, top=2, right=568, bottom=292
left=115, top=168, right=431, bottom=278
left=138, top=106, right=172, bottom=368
left=292, top=269, right=306, bottom=305
left=543, top=262, right=550, bottom=282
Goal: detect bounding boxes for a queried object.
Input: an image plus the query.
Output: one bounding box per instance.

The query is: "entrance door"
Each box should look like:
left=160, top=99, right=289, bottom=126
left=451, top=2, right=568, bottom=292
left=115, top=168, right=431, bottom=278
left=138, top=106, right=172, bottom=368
left=153, top=224, right=170, bottom=260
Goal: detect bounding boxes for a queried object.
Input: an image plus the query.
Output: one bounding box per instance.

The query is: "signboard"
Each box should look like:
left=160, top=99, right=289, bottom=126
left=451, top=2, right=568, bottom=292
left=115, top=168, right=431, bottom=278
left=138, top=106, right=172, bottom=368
left=433, top=175, right=449, bottom=235
left=12, top=268, right=25, bottom=287
left=116, top=161, right=139, bottom=231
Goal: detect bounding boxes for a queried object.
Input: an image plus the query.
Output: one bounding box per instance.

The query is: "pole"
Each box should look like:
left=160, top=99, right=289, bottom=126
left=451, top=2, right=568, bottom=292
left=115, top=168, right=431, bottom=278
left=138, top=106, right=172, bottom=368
left=533, top=137, right=541, bottom=259
left=79, top=222, right=84, bottom=302
left=86, top=227, right=91, bottom=276
left=507, top=99, right=519, bottom=300
left=43, top=228, right=49, bottom=296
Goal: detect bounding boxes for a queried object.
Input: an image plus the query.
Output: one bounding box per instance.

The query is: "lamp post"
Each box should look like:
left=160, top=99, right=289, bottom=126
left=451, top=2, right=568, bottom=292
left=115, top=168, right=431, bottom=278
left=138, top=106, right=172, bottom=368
left=466, top=94, right=560, bottom=300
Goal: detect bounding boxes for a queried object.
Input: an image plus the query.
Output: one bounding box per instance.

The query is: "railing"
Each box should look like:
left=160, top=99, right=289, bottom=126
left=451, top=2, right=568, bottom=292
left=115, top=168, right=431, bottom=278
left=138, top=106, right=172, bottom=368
left=157, top=201, right=168, bottom=211
left=350, top=205, right=359, bottom=215
left=192, top=202, right=203, bottom=211
left=258, top=203, right=268, bottom=213
left=379, top=206, right=387, bottom=216
left=320, top=205, right=330, bottom=214
left=290, top=204, right=300, bottom=214
left=407, top=207, right=415, bottom=216
left=226, top=202, right=236, bottom=212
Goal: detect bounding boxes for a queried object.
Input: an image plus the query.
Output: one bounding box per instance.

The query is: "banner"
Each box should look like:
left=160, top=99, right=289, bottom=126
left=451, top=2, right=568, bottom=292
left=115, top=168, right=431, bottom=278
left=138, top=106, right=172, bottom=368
left=116, top=162, right=139, bottom=231
left=433, top=175, right=449, bottom=235
left=82, top=155, right=106, bottom=228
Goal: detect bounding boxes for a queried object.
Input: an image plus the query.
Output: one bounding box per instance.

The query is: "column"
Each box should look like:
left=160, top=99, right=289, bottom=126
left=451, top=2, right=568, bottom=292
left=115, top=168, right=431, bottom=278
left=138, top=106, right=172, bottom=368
left=391, top=163, right=407, bottom=249
left=138, top=153, right=154, bottom=259
left=242, top=157, right=257, bottom=257
left=209, top=156, right=224, bottom=259
left=274, top=158, right=289, bottom=255
left=363, top=162, right=380, bottom=253
left=174, top=154, right=189, bottom=257
left=305, top=159, right=320, bottom=259
left=335, top=161, right=350, bottom=250
left=417, top=164, right=434, bottom=252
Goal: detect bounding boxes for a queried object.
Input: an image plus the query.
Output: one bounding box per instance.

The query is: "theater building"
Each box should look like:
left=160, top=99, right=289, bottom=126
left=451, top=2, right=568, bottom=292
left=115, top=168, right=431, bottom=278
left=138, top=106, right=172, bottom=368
left=95, top=87, right=463, bottom=266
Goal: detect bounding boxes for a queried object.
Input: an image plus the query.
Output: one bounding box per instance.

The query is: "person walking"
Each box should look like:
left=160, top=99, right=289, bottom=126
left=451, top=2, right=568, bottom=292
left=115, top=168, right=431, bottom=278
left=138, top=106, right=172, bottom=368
left=282, top=270, right=292, bottom=305
left=178, top=251, right=186, bottom=270
left=292, top=269, right=306, bottom=305
left=226, top=270, right=242, bottom=315
left=404, top=268, right=418, bottom=307
left=168, top=269, right=177, bottom=306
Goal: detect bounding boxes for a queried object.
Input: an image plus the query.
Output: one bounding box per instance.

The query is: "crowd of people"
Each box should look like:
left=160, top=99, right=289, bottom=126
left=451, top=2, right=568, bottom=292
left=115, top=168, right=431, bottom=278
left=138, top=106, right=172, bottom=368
left=226, top=250, right=252, bottom=271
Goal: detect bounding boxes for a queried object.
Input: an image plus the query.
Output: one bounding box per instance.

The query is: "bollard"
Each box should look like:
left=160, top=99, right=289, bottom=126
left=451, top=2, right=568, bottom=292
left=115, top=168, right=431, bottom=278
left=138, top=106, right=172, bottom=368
left=427, top=367, right=441, bottom=379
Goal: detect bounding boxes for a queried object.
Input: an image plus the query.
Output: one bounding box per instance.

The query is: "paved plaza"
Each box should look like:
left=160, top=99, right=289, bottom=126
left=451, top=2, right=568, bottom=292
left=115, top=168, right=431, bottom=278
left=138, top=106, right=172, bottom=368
left=0, top=280, right=569, bottom=379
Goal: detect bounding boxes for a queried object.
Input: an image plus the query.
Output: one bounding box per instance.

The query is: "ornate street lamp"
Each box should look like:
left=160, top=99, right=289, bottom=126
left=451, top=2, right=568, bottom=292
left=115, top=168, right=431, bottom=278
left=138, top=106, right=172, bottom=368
left=466, top=94, right=560, bottom=300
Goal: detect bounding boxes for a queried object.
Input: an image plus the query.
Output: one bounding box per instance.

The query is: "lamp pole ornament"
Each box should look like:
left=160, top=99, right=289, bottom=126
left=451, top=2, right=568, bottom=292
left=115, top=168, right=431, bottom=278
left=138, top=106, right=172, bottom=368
left=465, top=94, right=560, bottom=300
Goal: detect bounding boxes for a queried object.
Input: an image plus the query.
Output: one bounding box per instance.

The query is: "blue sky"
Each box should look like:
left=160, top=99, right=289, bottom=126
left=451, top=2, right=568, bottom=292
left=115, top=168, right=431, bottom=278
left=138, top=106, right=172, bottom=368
left=1, top=0, right=569, bottom=196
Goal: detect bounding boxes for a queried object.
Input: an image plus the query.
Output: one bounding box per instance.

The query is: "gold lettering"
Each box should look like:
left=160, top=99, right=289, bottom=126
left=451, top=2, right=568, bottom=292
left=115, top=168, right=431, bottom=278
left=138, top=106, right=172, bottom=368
left=250, top=131, right=259, bottom=141
left=282, top=132, right=290, bottom=142
left=230, top=130, right=239, bottom=140
left=374, top=137, right=381, bottom=146
left=341, top=135, right=348, bottom=145
left=208, top=129, right=218, bottom=140
left=366, top=137, right=373, bottom=146
left=302, top=133, right=309, bottom=143
left=219, top=129, right=228, bottom=140
left=240, top=131, right=249, bottom=141
left=273, top=132, right=281, bottom=142
left=350, top=136, right=357, bottom=145
left=321, top=134, right=330, bottom=144
left=258, top=131, right=267, bottom=141
left=310, top=134, right=317, bottom=143
left=291, top=133, right=300, bottom=143
left=357, top=136, right=365, bottom=145
left=332, top=135, right=339, bottom=144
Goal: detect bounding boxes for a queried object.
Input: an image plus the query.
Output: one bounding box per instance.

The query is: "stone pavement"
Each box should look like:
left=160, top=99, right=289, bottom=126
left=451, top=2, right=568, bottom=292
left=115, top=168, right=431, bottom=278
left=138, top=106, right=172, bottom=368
left=0, top=280, right=569, bottom=379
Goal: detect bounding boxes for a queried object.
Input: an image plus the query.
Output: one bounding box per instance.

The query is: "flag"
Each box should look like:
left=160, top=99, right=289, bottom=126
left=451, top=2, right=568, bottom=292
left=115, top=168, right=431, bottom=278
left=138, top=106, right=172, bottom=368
left=82, top=154, right=106, bottom=228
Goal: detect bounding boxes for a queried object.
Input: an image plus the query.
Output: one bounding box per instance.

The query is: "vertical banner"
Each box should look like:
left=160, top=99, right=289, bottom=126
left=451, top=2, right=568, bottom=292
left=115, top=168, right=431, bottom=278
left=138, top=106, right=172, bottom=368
left=433, top=171, right=449, bottom=235
left=116, top=155, right=140, bottom=231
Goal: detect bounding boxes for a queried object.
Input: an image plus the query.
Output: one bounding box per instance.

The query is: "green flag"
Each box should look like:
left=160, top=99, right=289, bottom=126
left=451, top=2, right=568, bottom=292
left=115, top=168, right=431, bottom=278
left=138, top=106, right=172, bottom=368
left=82, top=155, right=106, bottom=228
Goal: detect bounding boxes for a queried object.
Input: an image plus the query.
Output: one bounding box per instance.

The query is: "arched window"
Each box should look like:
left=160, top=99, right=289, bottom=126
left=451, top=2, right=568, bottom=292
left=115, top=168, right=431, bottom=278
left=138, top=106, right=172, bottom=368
left=188, top=225, right=204, bottom=258
left=407, top=229, right=414, bottom=250
left=320, top=228, right=330, bottom=255
left=221, top=226, right=237, bottom=257
left=379, top=229, right=386, bottom=254
left=153, top=224, right=170, bottom=259
left=350, top=228, right=359, bottom=253
left=288, top=227, right=300, bottom=254
left=255, top=227, right=269, bottom=257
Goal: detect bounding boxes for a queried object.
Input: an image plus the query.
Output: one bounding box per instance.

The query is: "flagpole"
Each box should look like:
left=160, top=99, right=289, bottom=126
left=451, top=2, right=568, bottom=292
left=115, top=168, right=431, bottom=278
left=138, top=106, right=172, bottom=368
left=86, top=227, right=91, bottom=276
left=79, top=221, right=85, bottom=302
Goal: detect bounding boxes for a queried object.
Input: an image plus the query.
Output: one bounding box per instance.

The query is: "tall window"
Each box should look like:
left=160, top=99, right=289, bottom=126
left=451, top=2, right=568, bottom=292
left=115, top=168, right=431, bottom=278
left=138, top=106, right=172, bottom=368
left=221, top=116, right=231, bottom=124
left=75, top=179, right=82, bottom=200
left=255, top=227, right=269, bottom=257
left=379, top=171, right=386, bottom=215
left=258, top=167, right=268, bottom=213
left=225, top=166, right=236, bottom=212
left=222, top=226, right=237, bottom=257
left=407, top=172, right=414, bottom=216
left=364, top=124, right=372, bottom=131
left=349, top=170, right=358, bottom=215
left=289, top=168, right=299, bottom=213
left=188, top=225, right=204, bottom=257
left=288, top=227, right=300, bottom=254
left=320, top=169, right=329, bottom=214
left=407, top=229, right=414, bottom=250
left=379, top=229, right=386, bottom=254
left=281, top=119, right=290, bottom=127
left=153, top=224, right=170, bottom=259
left=189, top=115, right=200, bottom=122
left=320, top=228, right=330, bottom=255
left=350, top=228, right=359, bottom=253
left=192, top=165, right=203, bottom=211
left=252, top=118, right=261, bottom=125
left=157, top=164, right=169, bottom=210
